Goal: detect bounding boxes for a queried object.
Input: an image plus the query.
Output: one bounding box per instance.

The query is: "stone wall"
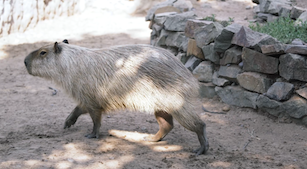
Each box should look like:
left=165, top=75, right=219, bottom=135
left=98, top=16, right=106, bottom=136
left=0, top=0, right=86, bottom=37
left=253, top=0, right=307, bottom=24
left=147, top=0, right=307, bottom=126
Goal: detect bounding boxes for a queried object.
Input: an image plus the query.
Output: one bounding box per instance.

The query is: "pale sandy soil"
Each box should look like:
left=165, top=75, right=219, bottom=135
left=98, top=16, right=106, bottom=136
left=0, top=0, right=306, bottom=169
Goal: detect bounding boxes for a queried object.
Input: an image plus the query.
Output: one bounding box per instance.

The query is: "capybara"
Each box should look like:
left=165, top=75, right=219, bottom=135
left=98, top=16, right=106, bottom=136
left=24, top=40, right=209, bottom=155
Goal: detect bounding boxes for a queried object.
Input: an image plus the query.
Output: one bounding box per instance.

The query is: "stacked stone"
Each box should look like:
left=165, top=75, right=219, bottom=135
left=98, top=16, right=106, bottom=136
left=0, top=0, right=86, bottom=37
left=147, top=0, right=307, bottom=126
left=253, top=0, right=307, bottom=24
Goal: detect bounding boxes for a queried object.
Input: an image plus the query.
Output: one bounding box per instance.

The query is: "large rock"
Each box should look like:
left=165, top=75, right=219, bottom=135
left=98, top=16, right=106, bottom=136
left=296, top=88, right=307, bottom=100
left=237, top=72, right=273, bottom=94
left=265, top=82, right=294, bottom=101
left=282, top=95, right=307, bottom=119
left=151, top=23, right=163, bottom=37
left=154, top=29, right=171, bottom=47
left=259, top=0, right=292, bottom=13
left=164, top=11, right=196, bottom=32
left=145, top=0, right=176, bottom=21
left=279, top=53, right=307, bottom=82
left=267, top=1, right=291, bottom=15
left=184, top=56, right=202, bottom=71
left=214, top=23, right=242, bottom=53
left=256, top=12, right=279, bottom=22
left=212, top=71, right=231, bottom=87
left=295, top=11, right=307, bottom=26
left=259, top=0, right=270, bottom=13
left=215, top=86, right=259, bottom=109
left=194, top=22, right=223, bottom=48
left=242, top=47, right=279, bottom=74
left=279, top=6, right=292, bottom=17
left=256, top=95, right=283, bottom=117
left=187, top=39, right=204, bottom=59
left=165, top=31, right=189, bottom=51
left=153, top=12, right=177, bottom=26
left=231, top=26, right=265, bottom=48
left=218, top=65, right=242, bottom=83
left=253, top=35, right=282, bottom=52
left=285, top=45, right=307, bottom=55
left=231, top=26, right=282, bottom=52
left=201, top=43, right=220, bottom=64
left=290, top=6, right=306, bottom=19
left=173, top=0, right=193, bottom=12
left=192, top=61, right=213, bottom=82
left=220, top=46, right=242, bottom=65
left=185, top=19, right=213, bottom=39
left=155, top=6, right=181, bottom=15
left=260, top=44, right=285, bottom=55
left=199, top=82, right=216, bottom=99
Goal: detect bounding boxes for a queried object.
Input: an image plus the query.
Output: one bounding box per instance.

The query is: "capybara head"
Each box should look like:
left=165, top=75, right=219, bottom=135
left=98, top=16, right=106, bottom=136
left=24, top=40, right=68, bottom=78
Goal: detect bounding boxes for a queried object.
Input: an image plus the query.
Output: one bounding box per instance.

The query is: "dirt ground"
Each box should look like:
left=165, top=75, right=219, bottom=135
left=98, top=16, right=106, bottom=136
left=0, top=0, right=306, bottom=169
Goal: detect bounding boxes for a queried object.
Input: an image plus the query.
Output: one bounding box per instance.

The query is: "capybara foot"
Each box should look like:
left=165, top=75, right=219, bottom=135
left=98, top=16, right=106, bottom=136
left=193, top=144, right=209, bottom=155
left=194, top=129, right=209, bottom=155
left=143, top=135, right=161, bottom=142
left=85, top=132, right=99, bottom=139
left=64, top=115, right=77, bottom=129
left=64, top=106, right=87, bottom=129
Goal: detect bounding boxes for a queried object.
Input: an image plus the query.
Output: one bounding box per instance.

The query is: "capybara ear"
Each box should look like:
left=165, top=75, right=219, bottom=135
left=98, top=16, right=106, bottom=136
left=54, top=42, right=61, bottom=54
left=63, top=39, right=69, bottom=44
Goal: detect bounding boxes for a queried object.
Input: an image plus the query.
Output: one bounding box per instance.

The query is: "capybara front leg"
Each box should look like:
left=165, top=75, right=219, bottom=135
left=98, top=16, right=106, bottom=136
left=85, top=110, right=102, bottom=139
left=193, top=124, right=209, bottom=155
left=64, top=105, right=87, bottom=129
left=144, top=111, right=173, bottom=142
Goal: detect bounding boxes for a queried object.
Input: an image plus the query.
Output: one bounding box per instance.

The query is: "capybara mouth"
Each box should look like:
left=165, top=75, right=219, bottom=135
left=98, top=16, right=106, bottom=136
left=24, top=57, right=32, bottom=75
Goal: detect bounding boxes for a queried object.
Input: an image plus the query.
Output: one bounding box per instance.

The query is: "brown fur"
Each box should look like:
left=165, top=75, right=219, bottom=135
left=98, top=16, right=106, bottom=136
left=24, top=41, right=209, bottom=155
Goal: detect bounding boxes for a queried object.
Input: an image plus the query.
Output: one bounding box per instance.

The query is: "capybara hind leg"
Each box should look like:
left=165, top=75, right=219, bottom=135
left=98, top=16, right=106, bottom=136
left=85, top=110, right=102, bottom=139
left=144, top=111, right=173, bottom=142
left=193, top=124, right=209, bottom=155
left=64, top=106, right=87, bottom=129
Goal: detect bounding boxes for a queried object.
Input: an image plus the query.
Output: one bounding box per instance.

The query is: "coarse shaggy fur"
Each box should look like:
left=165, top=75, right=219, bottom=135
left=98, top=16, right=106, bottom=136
left=24, top=41, right=209, bottom=155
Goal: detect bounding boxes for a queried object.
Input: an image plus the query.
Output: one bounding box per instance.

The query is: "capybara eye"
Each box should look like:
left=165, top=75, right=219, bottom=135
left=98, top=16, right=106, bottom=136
left=40, top=51, right=47, bottom=56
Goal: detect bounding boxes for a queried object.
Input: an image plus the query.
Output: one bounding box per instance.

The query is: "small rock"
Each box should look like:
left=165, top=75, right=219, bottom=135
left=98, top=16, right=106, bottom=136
left=222, top=105, right=230, bottom=112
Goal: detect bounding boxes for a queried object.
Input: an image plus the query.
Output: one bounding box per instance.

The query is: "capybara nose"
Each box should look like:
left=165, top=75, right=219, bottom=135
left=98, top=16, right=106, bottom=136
left=24, top=60, right=28, bottom=67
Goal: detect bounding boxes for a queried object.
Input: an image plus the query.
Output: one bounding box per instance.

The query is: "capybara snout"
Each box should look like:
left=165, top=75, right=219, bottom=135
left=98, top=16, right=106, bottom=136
left=24, top=40, right=209, bottom=155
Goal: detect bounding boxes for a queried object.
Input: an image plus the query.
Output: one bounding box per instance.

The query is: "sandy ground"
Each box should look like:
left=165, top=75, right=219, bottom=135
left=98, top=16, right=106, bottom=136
left=0, top=0, right=307, bottom=169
